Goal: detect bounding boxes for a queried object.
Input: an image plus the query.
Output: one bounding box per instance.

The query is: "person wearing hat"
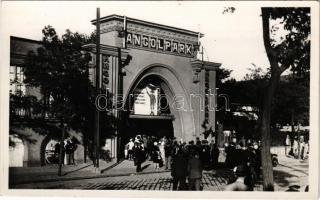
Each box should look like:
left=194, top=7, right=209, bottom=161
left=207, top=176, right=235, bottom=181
left=224, top=165, right=250, bottom=191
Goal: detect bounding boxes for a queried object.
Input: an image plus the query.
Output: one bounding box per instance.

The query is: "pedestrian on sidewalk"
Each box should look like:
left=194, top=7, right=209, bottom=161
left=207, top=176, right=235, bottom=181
left=171, top=148, right=188, bottom=190
left=159, top=138, right=166, bottom=168
left=293, top=136, right=299, bottom=158
left=211, top=142, right=220, bottom=169
left=124, top=143, right=129, bottom=159
left=133, top=142, right=144, bottom=172
left=285, top=134, right=291, bottom=156
left=164, top=138, right=173, bottom=170
left=127, top=139, right=134, bottom=161
left=69, top=137, right=77, bottom=165
left=199, top=140, right=210, bottom=169
left=151, top=142, right=161, bottom=169
left=65, top=139, right=73, bottom=165
left=299, top=136, right=305, bottom=160
left=187, top=152, right=203, bottom=191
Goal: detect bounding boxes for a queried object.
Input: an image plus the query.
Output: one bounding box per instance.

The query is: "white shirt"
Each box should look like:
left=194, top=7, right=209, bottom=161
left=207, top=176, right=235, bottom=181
left=128, top=141, right=134, bottom=150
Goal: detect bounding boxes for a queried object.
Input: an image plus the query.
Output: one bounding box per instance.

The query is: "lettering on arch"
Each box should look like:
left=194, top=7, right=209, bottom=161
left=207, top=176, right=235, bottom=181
left=125, top=32, right=194, bottom=57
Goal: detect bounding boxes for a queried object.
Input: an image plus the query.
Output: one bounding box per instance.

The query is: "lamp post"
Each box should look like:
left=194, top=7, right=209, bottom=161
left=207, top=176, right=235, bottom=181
left=93, top=7, right=101, bottom=172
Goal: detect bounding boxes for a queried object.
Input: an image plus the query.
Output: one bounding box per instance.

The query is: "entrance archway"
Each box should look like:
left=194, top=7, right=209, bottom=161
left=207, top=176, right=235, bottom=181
left=123, top=64, right=195, bottom=142
left=124, top=75, right=174, bottom=140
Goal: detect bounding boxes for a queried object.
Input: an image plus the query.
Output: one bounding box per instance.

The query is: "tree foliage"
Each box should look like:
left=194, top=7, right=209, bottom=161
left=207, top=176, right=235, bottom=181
left=271, top=74, right=309, bottom=126
left=22, top=26, right=95, bottom=135
left=263, top=7, right=310, bottom=75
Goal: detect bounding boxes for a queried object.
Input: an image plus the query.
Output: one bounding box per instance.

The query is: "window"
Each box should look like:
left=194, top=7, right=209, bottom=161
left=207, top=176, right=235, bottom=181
left=10, top=66, right=26, bottom=95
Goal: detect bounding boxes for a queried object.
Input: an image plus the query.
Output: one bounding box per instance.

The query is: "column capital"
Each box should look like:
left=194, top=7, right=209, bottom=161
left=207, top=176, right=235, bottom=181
left=190, top=59, right=221, bottom=83
left=190, top=59, right=203, bottom=83
left=203, top=61, right=221, bottom=71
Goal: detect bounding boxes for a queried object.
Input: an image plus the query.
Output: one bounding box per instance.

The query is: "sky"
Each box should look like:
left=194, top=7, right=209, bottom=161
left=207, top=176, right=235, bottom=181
left=1, top=1, right=273, bottom=80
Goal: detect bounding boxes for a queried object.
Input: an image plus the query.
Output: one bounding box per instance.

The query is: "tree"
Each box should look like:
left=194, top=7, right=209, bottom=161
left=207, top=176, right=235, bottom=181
left=260, top=7, right=310, bottom=190
left=271, top=74, right=309, bottom=127
left=216, top=67, right=234, bottom=89
left=23, top=26, right=96, bottom=174
left=222, top=7, right=310, bottom=190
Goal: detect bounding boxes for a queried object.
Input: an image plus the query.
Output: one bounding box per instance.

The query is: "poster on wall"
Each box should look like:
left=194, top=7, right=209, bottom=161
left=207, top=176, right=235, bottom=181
left=134, top=84, right=159, bottom=115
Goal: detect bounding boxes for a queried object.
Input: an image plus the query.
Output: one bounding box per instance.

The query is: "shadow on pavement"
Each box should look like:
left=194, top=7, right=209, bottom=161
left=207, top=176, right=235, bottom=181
left=141, top=164, right=151, bottom=171
left=273, top=169, right=298, bottom=189
left=63, top=164, right=93, bottom=176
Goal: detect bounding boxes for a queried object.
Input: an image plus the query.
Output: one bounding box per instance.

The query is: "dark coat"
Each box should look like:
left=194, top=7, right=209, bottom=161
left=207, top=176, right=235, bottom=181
left=164, top=142, right=173, bottom=157
left=225, top=145, right=236, bottom=167
left=133, top=146, right=144, bottom=164
left=188, top=157, right=203, bottom=179
left=151, top=145, right=161, bottom=163
left=171, top=154, right=188, bottom=177
left=236, top=149, right=251, bottom=166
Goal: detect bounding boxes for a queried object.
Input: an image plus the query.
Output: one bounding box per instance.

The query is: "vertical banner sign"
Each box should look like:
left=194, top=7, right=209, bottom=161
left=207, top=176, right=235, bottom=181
left=134, top=84, right=159, bottom=115
left=123, top=16, right=127, bottom=48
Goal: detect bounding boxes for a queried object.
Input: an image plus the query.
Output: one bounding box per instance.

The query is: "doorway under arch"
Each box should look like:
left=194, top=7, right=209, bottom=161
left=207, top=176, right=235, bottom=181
left=123, top=75, right=175, bottom=140
left=121, top=64, right=196, bottom=147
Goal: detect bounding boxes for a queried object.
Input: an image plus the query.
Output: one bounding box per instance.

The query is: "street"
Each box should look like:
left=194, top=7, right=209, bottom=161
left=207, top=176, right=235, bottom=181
left=11, top=170, right=231, bottom=190
left=10, top=151, right=308, bottom=191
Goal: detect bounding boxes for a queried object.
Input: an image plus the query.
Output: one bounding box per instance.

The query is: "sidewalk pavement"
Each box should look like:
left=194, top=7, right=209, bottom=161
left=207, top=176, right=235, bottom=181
left=254, top=146, right=309, bottom=191
left=9, top=159, right=118, bottom=185
left=274, top=153, right=309, bottom=191
left=9, top=159, right=170, bottom=186
left=10, top=146, right=309, bottom=191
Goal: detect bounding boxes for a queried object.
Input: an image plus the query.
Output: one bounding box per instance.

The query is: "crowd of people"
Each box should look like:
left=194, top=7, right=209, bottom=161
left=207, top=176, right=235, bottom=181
left=285, top=134, right=309, bottom=160
left=125, top=135, right=220, bottom=190
left=124, top=135, right=264, bottom=191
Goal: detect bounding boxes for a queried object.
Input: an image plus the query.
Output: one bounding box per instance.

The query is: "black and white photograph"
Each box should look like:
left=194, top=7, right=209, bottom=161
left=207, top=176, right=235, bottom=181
left=0, top=1, right=319, bottom=198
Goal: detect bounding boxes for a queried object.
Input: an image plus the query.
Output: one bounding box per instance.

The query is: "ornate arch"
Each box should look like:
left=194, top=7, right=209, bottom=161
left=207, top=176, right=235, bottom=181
left=123, top=64, right=195, bottom=141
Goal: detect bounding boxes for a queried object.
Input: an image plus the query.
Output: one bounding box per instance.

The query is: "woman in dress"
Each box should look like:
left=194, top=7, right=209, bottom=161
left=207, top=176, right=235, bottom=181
left=151, top=141, right=161, bottom=169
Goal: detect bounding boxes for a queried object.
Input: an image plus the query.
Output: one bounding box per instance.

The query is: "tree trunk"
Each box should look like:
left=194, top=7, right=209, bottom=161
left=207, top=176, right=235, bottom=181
left=260, top=72, right=280, bottom=191
left=58, top=121, right=65, bottom=176
left=260, top=8, right=287, bottom=191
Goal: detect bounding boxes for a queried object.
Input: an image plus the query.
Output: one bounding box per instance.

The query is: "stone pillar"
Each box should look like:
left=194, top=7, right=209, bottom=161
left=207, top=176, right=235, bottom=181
left=191, top=59, right=221, bottom=141
left=203, top=62, right=219, bottom=133
left=82, top=44, right=130, bottom=161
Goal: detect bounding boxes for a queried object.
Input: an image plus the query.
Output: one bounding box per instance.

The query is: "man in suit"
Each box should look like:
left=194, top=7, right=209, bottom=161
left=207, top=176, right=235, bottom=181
left=187, top=152, right=203, bottom=191
left=171, top=148, right=188, bottom=190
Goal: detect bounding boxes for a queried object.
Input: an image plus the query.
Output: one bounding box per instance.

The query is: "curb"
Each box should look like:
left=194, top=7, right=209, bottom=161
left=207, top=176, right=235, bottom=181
left=10, top=160, right=123, bottom=186
left=10, top=162, right=171, bottom=186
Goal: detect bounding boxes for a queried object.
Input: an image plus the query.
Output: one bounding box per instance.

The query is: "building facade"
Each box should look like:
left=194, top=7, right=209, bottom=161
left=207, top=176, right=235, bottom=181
left=9, top=15, right=220, bottom=166
left=84, top=15, right=221, bottom=158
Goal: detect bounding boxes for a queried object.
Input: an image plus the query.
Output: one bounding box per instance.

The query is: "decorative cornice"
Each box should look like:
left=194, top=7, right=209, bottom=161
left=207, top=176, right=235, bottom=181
left=190, top=59, right=221, bottom=83
left=94, top=15, right=201, bottom=44
left=92, top=14, right=203, bottom=38
left=203, top=61, right=221, bottom=71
